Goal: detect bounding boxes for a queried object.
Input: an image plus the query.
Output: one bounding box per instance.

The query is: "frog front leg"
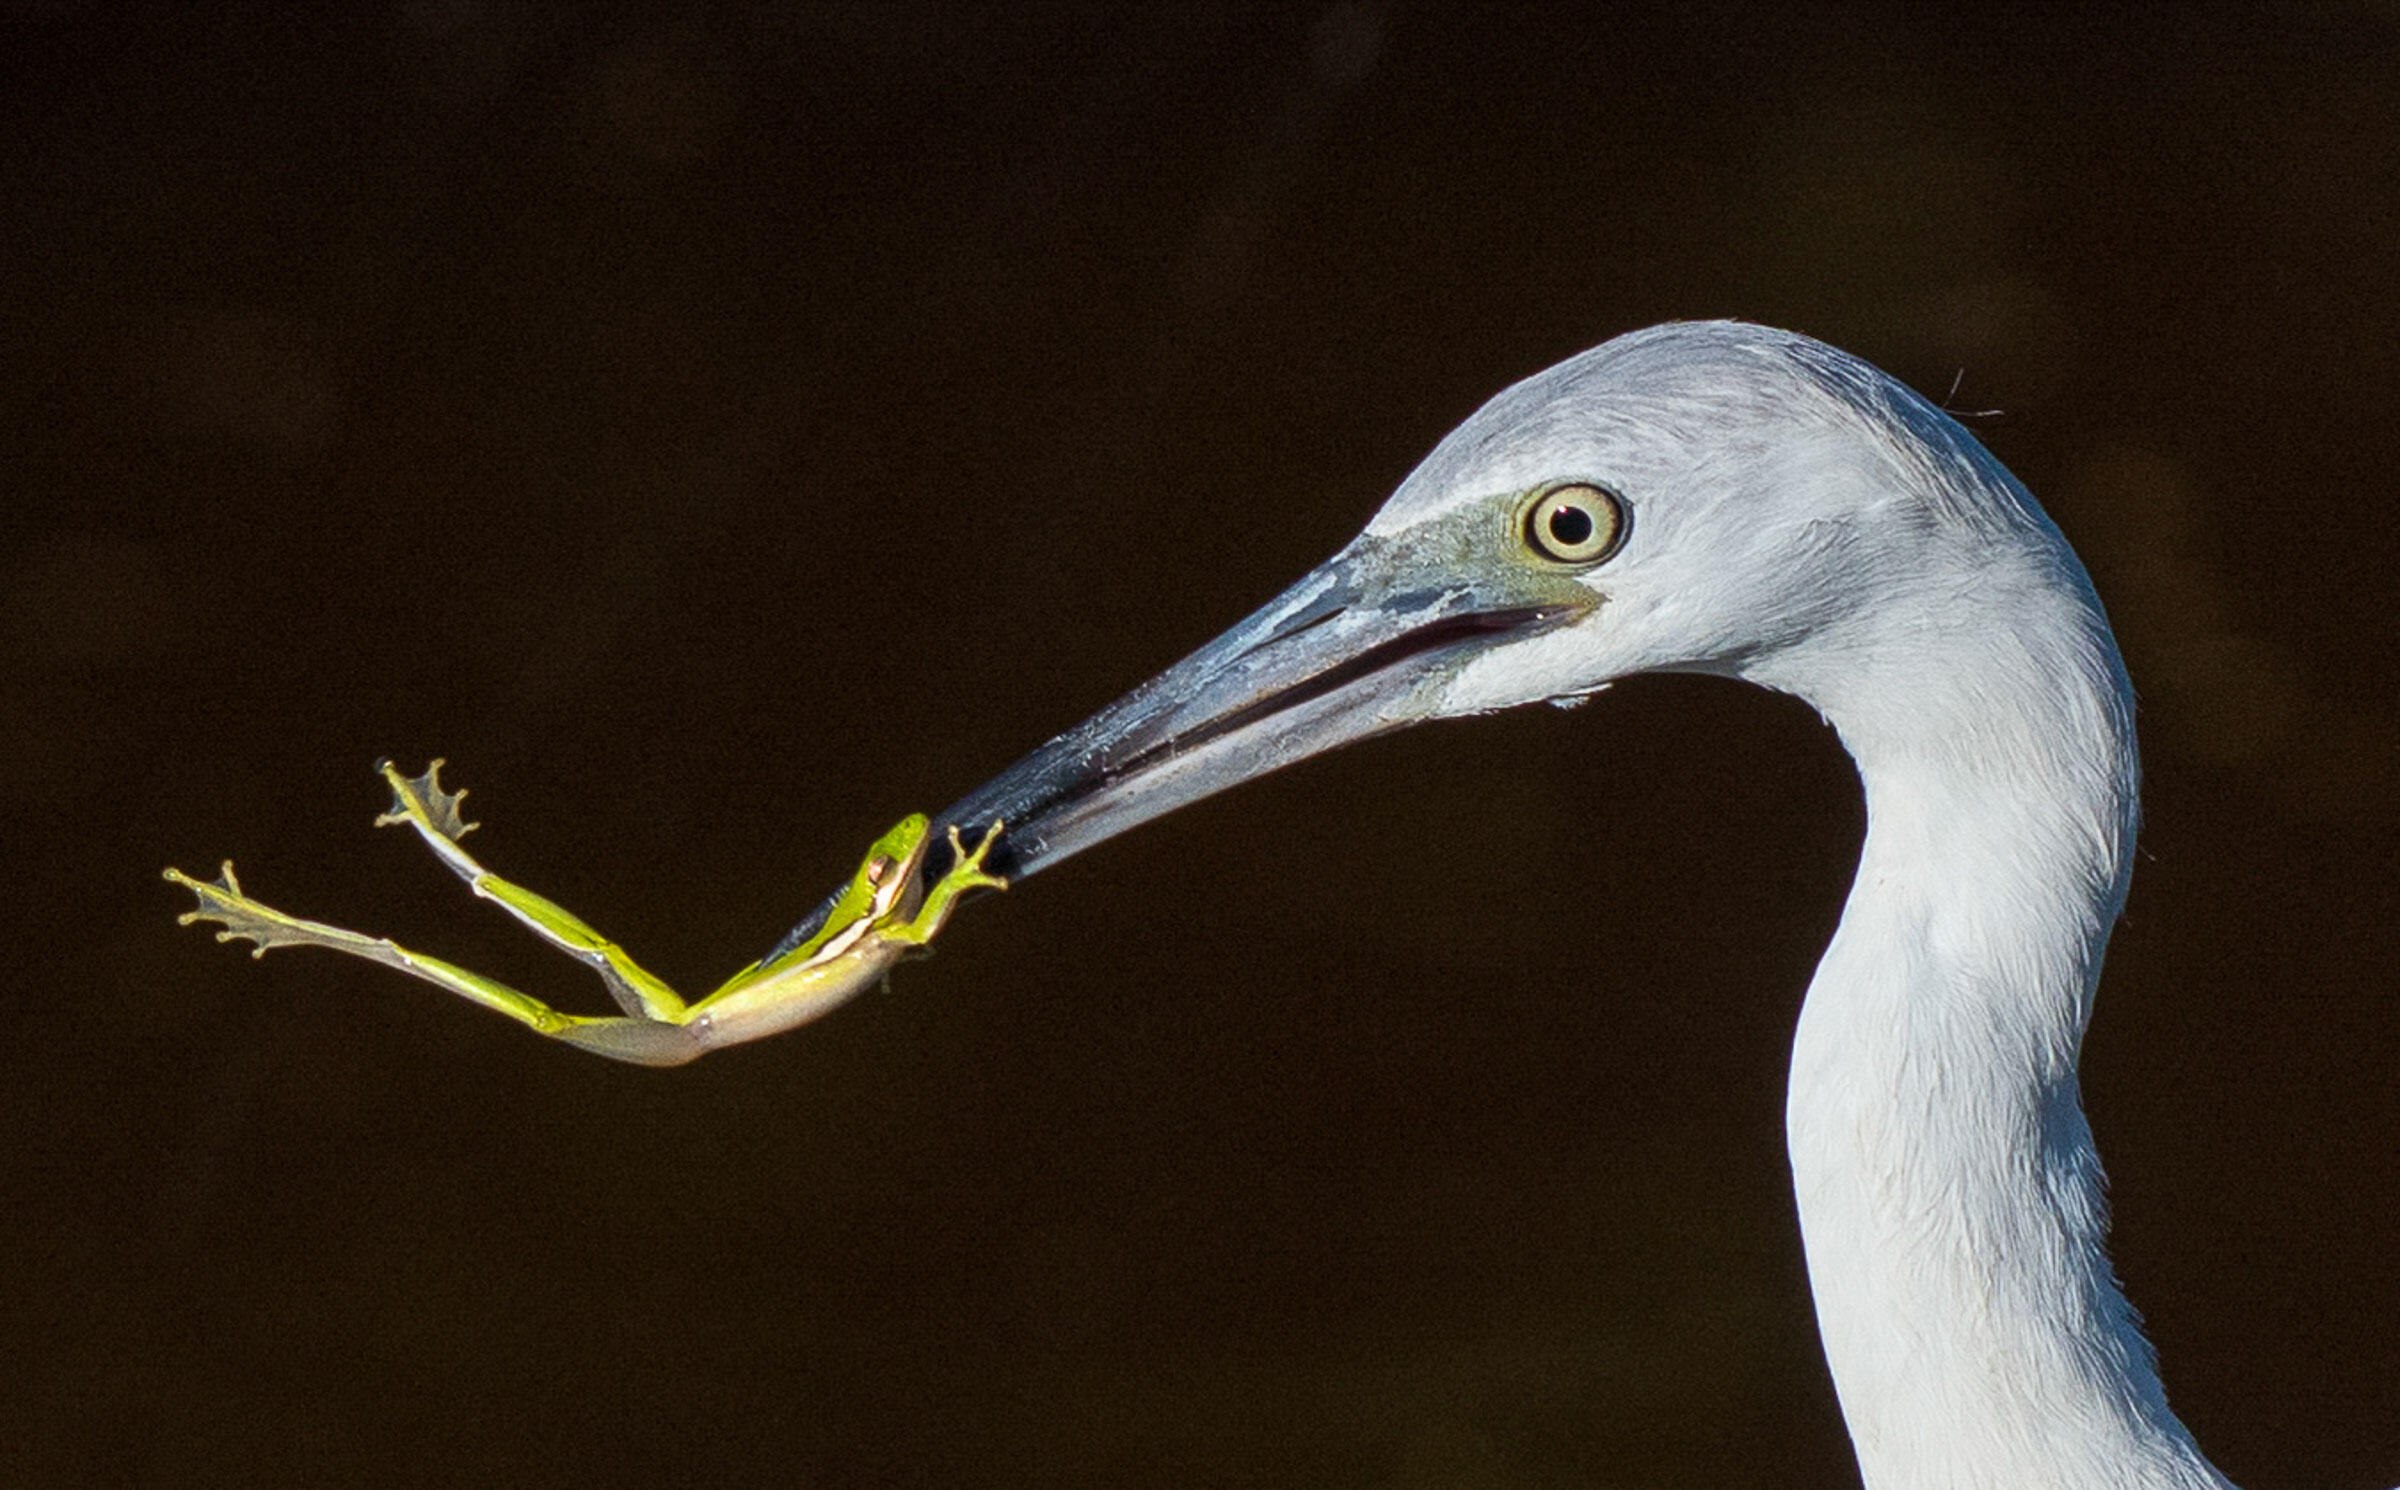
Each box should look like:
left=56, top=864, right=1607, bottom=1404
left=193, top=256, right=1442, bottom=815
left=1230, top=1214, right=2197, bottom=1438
left=675, top=821, right=1008, bottom=1051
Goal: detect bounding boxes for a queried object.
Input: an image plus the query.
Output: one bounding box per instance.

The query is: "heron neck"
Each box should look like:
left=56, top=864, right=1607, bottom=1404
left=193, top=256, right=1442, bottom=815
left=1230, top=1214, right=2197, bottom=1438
left=1755, top=568, right=2233, bottom=1490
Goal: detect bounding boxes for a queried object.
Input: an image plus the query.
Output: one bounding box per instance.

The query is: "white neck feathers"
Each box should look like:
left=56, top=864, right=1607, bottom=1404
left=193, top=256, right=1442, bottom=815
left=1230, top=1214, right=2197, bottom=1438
left=1750, top=535, right=2233, bottom=1490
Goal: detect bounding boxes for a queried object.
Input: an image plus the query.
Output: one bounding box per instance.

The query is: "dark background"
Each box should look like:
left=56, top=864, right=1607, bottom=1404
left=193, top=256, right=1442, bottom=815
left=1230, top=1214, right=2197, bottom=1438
left=8, top=3, right=2398, bottom=1486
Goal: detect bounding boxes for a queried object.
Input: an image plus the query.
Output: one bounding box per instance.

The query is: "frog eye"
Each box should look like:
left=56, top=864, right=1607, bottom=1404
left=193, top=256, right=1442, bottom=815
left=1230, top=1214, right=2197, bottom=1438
left=1522, top=482, right=1627, bottom=565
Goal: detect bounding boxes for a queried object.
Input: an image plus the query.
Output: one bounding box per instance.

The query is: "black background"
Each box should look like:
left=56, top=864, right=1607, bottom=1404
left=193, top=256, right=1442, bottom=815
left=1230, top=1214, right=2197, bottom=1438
left=9, top=4, right=2399, bottom=1486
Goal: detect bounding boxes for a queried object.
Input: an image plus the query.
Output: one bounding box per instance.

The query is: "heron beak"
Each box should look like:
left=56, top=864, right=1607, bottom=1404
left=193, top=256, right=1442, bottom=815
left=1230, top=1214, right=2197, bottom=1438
left=931, top=539, right=1590, bottom=882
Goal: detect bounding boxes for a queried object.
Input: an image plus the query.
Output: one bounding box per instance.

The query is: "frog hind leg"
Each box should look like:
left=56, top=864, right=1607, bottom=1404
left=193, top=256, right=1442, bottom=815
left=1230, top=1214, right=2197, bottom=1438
left=166, top=759, right=704, bottom=1067
left=369, top=759, right=689, bottom=1024
left=162, top=859, right=705, bottom=1067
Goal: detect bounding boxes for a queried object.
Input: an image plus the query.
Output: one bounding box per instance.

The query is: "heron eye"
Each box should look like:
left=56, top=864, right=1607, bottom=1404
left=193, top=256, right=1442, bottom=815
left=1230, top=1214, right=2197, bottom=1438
left=1523, top=482, right=1626, bottom=565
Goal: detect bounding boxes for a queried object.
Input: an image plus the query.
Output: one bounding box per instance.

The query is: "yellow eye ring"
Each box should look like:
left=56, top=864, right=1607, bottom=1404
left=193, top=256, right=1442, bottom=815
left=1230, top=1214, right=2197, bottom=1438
left=1521, top=482, right=1627, bottom=565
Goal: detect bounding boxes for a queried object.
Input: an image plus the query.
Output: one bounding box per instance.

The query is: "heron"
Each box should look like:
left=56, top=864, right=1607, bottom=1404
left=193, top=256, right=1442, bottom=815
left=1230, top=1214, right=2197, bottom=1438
left=170, top=320, right=2292, bottom=1486
left=922, top=319, right=2235, bottom=1489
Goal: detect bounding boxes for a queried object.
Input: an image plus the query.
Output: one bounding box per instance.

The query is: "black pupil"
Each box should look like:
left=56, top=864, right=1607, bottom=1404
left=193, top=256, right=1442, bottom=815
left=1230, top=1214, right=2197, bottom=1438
left=1546, top=502, right=1596, bottom=548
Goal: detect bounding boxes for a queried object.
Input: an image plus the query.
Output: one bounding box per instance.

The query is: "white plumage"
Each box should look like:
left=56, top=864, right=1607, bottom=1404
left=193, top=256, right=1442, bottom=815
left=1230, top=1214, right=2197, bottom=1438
left=945, top=322, right=2302, bottom=1487
left=1403, top=325, right=2217, bottom=1486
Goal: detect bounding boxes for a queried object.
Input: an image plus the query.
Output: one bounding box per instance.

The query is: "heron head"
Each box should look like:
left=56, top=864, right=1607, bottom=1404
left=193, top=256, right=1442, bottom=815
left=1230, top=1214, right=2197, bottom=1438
left=939, top=320, right=2045, bottom=881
